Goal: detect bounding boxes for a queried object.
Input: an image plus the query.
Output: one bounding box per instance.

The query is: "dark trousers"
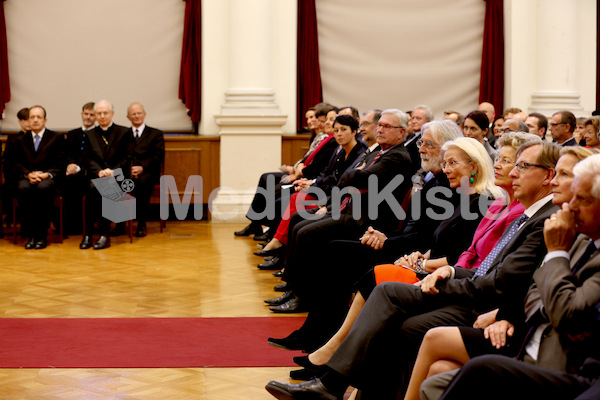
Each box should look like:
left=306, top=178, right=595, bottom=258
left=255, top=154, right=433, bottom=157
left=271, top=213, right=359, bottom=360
left=440, top=354, right=595, bottom=400
left=84, top=184, right=111, bottom=236
left=132, top=175, right=156, bottom=227
left=327, top=282, right=477, bottom=399
left=245, top=172, right=293, bottom=231
left=62, top=173, right=88, bottom=235
left=17, top=178, right=55, bottom=239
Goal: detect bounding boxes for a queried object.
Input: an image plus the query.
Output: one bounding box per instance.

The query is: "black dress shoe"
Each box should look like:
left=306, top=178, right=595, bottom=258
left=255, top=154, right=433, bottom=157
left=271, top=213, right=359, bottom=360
left=274, top=282, right=288, bottom=291
left=258, top=256, right=284, bottom=270
left=93, top=235, right=111, bottom=250
left=273, top=270, right=284, bottom=277
left=254, top=246, right=284, bottom=257
left=293, top=355, right=327, bottom=372
left=34, top=238, right=48, bottom=249
left=264, top=290, right=294, bottom=305
left=135, top=226, right=147, bottom=237
left=25, top=238, right=36, bottom=250
left=268, top=336, right=309, bottom=351
left=254, top=231, right=272, bottom=241
left=80, top=235, right=93, bottom=249
left=269, top=295, right=305, bottom=313
left=234, top=223, right=263, bottom=237
left=289, top=368, right=319, bottom=381
left=265, top=378, right=341, bottom=400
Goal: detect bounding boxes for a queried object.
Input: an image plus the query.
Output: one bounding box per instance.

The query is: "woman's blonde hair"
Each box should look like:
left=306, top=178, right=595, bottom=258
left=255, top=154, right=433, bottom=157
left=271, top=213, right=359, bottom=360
left=442, top=137, right=504, bottom=198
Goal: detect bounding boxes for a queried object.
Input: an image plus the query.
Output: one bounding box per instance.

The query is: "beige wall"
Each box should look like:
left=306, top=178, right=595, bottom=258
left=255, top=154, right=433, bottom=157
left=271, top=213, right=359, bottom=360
left=2, top=0, right=190, bottom=131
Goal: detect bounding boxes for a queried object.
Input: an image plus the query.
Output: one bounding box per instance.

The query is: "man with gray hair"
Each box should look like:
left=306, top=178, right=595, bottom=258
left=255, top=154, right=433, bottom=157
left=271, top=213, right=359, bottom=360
left=406, top=104, right=434, bottom=168
left=265, top=121, right=463, bottom=351
left=80, top=100, right=133, bottom=250
left=431, top=153, right=600, bottom=399
left=499, top=118, right=530, bottom=137
left=266, top=109, right=415, bottom=321
left=266, top=141, right=561, bottom=400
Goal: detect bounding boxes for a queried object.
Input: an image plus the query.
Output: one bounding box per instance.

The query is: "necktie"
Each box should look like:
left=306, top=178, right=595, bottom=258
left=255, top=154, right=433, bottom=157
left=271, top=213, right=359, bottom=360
left=339, top=151, right=383, bottom=211
left=572, top=239, right=597, bottom=275
left=474, top=213, right=529, bottom=277
left=33, top=134, right=40, bottom=151
left=134, top=128, right=140, bottom=141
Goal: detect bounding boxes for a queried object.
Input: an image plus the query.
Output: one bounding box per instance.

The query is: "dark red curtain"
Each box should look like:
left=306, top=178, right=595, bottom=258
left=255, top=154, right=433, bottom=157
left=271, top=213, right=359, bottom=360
left=296, top=0, right=323, bottom=133
left=0, top=0, right=10, bottom=117
left=479, top=0, right=504, bottom=115
left=179, top=0, right=201, bottom=130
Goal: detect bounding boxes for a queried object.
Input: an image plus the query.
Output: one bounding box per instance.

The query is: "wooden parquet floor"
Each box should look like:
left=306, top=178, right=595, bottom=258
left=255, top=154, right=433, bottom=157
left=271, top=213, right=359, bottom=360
left=0, top=221, right=303, bottom=399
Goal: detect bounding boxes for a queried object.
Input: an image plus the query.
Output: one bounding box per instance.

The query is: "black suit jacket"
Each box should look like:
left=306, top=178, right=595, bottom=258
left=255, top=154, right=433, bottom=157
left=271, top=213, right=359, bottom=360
left=64, top=127, right=90, bottom=167
left=440, top=199, right=559, bottom=321
left=6, top=129, right=64, bottom=183
left=84, top=124, right=134, bottom=179
left=131, top=125, right=165, bottom=183
left=337, top=142, right=414, bottom=232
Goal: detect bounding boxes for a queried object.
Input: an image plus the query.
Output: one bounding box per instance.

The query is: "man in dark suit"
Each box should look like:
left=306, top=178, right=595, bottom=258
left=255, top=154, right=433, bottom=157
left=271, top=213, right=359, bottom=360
left=5, top=105, right=64, bottom=249
left=435, top=154, right=600, bottom=399
left=550, top=110, right=578, bottom=146
left=266, top=141, right=561, bottom=400
left=126, top=102, right=165, bottom=237
left=2, top=107, right=30, bottom=231
left=80, top=100, right=133, bottom=250
left=266, top=120, right=463, bottom=351
left=63, top=102, right=95, bottom=235
left=404, top=105, right=433, bottom=169
left=266, top=109, right=414, bottom=320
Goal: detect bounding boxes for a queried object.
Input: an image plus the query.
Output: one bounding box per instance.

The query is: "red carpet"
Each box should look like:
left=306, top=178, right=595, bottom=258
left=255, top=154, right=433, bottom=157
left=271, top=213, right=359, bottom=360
left=0, top=317, right=307, bottom=368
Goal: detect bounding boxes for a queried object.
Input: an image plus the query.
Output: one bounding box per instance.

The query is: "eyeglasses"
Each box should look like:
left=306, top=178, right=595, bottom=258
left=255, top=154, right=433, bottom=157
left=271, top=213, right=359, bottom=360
left=360, top=121, right=375, bottom=127
left=549, top=122, right=565, bottom=128
left=514, top=161, right=548, bottom=172
left=416, top=139, right=439, bottom=149
left=441, top=160, right=470, bottom=170
left=494, top=157, right=515, bottom=166
left=377, top=123, right=400, bottom=131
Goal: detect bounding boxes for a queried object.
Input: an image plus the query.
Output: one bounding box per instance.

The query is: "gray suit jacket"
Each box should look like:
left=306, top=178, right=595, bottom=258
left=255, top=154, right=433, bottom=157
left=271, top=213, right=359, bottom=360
left=523, top=234, right=600, bottom=373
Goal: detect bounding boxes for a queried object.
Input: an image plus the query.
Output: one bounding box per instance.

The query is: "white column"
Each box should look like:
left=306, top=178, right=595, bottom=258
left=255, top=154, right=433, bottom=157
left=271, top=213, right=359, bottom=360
left=210, top=0, right=292, bottom=222
left=529, top=0, right=583, bottom=114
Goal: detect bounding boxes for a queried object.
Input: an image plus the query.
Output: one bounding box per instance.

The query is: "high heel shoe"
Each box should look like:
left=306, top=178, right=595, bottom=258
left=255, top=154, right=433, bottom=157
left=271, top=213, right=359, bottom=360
left=292, top=355, right=326, bottom=372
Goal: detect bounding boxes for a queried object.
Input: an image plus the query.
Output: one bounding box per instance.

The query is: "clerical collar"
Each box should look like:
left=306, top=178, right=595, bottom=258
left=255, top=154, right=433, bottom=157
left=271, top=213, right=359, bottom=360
left=100, top=123, right=113, bottom=132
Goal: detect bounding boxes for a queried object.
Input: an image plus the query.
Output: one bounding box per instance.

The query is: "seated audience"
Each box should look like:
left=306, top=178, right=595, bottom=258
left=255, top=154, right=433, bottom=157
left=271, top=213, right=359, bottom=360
left=491, top=116, right=505, bottom=139
left=265, top=109, right=415, bottom=321
left=499, top=118, right=529, bottom=137
left=5, top=106, right=64, bottom=249
left=408, top=146, right=597, bottom=400
left=234, top=103, right=334, bottom=240
left=80, top=100, right=133, bottom=250
left=255, top=115, right=367, bottom=258
left=575, top=116, right=587, bottom=145
left=286, top=132, right=538, bottom=381
left=583, top=117, right=600, bottom=150
left=266, top=140, right=560, bottom=400
left=550, top=110, right=578, bottom=146
left=63, top=102, right=95, bottom=235
left=268, top=121, right=462, bottom=350
left=127, top=102, right=165, bottom=237
left=526, top=112, right=548, bottom=140
left=462, top=110, right=497, bottom=160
